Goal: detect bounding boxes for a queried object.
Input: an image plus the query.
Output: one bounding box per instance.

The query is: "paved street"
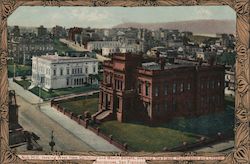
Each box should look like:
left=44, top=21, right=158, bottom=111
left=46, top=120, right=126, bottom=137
left=16, top=96, right=94, bottom=152
left=60, top=38, right=89, bottom=52
left=9, top=79, right=120, bottom=152
left=40, top=103, right=120, bottom=152
left=194, top=140, right=234, bottom=153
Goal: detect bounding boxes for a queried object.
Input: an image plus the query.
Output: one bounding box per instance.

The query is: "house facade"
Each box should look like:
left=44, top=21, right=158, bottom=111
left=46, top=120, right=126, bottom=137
left=87, top=41, right=121, bottom=51
left=95, top=53, right=225, bottom=123
left=32, top=54, right=98, bottom=89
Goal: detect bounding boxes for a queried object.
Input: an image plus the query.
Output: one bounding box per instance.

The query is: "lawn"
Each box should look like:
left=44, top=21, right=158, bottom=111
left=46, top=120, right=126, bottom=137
left=98, top=96, right=235, bottom=152
left=163, top=107, right=234, bottom=137
left=59, top=95, right=99, bottom=116
left=30, top=84, right=99, bottom=100
left=30, top=87, right=54, bottom=99
left=160, top=97, right=235, bottom=137
left=14, top=79, right=31, bottom=89
left=8, top=64, right=32, bottom=77
left=225, top=95, right=235, bottom=106
left=53, top=39, right=74, bottom=55
left=99, top=121, right=201, bottom=152
left=52, top=84, right=99, bottom=95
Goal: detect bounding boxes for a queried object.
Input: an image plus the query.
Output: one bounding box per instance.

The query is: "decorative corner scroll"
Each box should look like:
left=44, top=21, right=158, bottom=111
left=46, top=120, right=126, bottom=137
left=0, top=0, right=249, bottom=164
left=1, top=0, right=20, bottom=20
left=91, top=0, right=111, bottom=6
left=42, top=0, right=62, bottom=6
left=138, top=0, right=160, bottom=6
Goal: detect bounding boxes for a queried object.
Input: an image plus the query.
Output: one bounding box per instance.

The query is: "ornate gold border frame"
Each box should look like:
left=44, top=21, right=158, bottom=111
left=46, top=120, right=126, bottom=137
left=0, top=0, right=249, bottom=163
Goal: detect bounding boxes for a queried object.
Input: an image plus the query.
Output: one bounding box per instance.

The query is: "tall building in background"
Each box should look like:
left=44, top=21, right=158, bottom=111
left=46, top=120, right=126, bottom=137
left=52, top=25, right=67, bottom=38
left=12, top=26, right=20, bottom=37
left=37, top=25, right=47, bottom=37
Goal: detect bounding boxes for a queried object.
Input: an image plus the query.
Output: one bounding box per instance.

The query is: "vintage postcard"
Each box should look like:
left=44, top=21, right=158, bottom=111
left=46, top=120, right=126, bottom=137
left=0, top=0, right=249, bottom=164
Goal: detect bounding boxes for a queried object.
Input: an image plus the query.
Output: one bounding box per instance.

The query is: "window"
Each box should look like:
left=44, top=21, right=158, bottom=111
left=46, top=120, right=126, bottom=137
left=85, top=67, right=88, bottom=74
left=115, top=80, right=122, bottom=90
left=53, top=69, right=56, bottom=76
left=155, top=86, right=159, bottom=96
left=173, top=83, right=176, bottom=93
left=180, top=83, right=184, bottom=92
left=145, top=82, right=150, bottom=96
left=207, top=81, right=210, bottom=89
left=120, top=81, right=123, bottom=90
left=115, top=80, right=117, bottom=89
left=187, top=83, right=191, bottom=91
left=117, top=97, right=120, bottom=110
left=164, top=102, right=168, bottom=111
left=164, top=84, right=168, bottom=95
left=80, top=68, right=82, bottom=74
left=72, top=69, right=74, bottom=74
left=67, top=68, right=69, bottom=75
left=138, top=82, right=142, bottom=94
left=201, top=82, right=204, bottom=89
left=173, top=100, right=177, bottom=110
left=188, top=102, right=192, bottom=110
left=93, top=66, right=96, bottom=73
left=60, top=68, right=63, bottom=76
left=212, top=96, right=215, bottom=103
left=66, top=78, right=69, bottom=86
left=155, top=104, right=160, bottom=112
left=212, top=81, right=215, bottom=88
left=217, top=96, right=220, bottom=104
left=217, top=81, right=221, bottom=87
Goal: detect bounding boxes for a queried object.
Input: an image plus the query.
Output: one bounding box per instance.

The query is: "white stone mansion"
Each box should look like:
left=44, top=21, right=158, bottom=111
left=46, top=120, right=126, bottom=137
left=32, top=54, right=98, bottom=89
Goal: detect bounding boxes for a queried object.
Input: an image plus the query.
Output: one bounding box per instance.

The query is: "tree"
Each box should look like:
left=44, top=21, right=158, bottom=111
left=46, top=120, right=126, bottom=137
left=217, top=52, right=236, bottom=66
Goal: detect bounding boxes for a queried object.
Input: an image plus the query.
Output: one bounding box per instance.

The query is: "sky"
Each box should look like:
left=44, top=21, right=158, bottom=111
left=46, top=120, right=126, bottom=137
left=8, top=6, right=236, bottom=28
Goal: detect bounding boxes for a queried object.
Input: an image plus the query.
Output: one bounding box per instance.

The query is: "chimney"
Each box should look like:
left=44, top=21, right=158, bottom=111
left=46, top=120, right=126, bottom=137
left=208, top=55, right=216, bottom=66
left=160, top=58, right=166, bottom=70
left=168, top=57, right=175, bottom=64
left=155, top=51, right=160, bottom=63
left=198, top=58, right=203, bottom=66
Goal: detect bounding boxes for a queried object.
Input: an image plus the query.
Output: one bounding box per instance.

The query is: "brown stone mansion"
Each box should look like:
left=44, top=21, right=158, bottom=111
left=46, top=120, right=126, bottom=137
left=93, top=53, right=225, bottom=123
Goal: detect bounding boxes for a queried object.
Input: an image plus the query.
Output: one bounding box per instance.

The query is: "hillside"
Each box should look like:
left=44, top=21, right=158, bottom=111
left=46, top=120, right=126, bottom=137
left=114, top=19, right=236, bottom=35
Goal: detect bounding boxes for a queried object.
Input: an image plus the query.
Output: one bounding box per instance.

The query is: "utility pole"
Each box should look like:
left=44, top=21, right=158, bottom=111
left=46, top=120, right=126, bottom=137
left=49, top=130, right=55, bottom=151
left=13, top=61, right=16, bottom=80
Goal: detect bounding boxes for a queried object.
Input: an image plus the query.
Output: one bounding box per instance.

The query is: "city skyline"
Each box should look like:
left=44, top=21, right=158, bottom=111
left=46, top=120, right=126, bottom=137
left=8, top=6, right=236, bottom=28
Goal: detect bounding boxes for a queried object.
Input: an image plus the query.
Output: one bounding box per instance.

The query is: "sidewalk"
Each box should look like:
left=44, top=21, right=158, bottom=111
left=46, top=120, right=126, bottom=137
left=52, top=90, right=99, bottom=102
left=40, top=103, right=121, bottom=152
left=194, top=140, right=234, bottom=153
left=8, top=78, right=42, bottom=104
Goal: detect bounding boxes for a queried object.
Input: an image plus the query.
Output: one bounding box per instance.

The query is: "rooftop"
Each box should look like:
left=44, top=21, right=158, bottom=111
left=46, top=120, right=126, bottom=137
left=142, top=62, right=193, bottom=70
left=36, top=55, right=98, bottom=63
